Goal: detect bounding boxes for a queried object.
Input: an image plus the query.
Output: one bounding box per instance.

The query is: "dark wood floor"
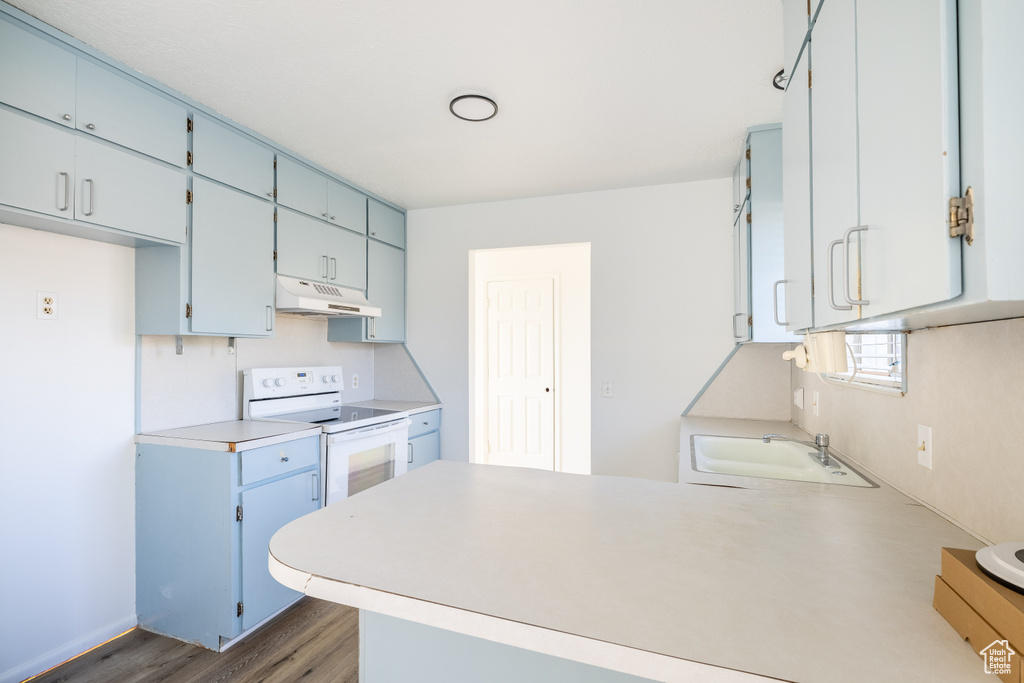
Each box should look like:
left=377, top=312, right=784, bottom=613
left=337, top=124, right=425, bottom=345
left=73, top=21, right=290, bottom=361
left=30, top=599, right=358, bottom=683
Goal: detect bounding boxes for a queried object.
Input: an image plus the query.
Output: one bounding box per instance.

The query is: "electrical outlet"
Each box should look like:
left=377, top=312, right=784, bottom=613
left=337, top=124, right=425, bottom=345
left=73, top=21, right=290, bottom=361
left=352, top=374, right=358, bottom=389
left=917, top=425, right=933, bottom=469
left=37, top=291, right=58, bottom=320
left=812, top=391, right=820, bottom=417
left=601, top=380, right=614, bottom=398
left=793, top=388, right=805, bottom=410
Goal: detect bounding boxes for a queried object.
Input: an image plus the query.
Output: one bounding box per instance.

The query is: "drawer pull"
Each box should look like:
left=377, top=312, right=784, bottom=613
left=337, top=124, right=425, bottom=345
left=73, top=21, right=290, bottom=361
left=85, top=123, right=95, bottom=130
left=407, top=442, right=414, bottom=464
left=281, top=456, right=289, bottom=463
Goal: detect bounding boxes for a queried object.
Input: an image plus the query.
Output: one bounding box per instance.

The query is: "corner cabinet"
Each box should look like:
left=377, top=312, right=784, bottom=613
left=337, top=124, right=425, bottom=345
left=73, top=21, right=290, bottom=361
left=731, top=124, right=799, bottom=344
left=328, top=201, right=407, bottom=343
left=136, top=430, right=321, bottom=651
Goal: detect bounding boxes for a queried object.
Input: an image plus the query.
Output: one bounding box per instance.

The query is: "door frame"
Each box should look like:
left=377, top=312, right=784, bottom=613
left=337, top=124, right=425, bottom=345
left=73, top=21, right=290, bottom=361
left=468, top=243, right=591, bottom=474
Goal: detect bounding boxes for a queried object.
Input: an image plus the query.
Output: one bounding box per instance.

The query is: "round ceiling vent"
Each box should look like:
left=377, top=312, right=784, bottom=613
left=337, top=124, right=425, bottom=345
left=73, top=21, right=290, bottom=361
left=449, top=95, right=498, bottom=122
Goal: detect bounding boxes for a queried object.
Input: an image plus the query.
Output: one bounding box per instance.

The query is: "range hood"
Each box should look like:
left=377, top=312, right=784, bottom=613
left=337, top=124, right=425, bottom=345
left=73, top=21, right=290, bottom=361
left=275, top=275, right=381, bottom=318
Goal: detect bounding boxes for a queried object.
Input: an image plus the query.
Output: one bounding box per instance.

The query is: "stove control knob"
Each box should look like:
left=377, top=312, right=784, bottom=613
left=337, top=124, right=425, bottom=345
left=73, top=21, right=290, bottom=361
left=322, top=375, right=330, bottom=383
left=262, top=378, right=274, bottom=388
left=331, top=374, right=340, bottom=382
left=275, top=378, right=286, bottom=387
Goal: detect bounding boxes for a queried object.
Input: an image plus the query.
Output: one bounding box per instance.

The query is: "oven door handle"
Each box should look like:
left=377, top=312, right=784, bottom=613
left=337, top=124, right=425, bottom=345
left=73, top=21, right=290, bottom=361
left=328, top=418, right=412, bottom=445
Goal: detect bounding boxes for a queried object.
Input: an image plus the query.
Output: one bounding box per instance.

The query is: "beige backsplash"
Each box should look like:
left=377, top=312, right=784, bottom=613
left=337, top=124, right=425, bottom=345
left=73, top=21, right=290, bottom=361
left=687, top=343, right=795, bottom=421
left=791, top=317, right=1024, bottom=544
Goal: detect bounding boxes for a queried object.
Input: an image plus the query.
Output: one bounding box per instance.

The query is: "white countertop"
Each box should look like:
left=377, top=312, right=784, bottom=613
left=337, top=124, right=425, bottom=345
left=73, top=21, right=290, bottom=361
left=135, top=419, right=322, bottom=452
left=346, top=399, right=441, bottom=415
left=269, top=457, right=987, bottom=682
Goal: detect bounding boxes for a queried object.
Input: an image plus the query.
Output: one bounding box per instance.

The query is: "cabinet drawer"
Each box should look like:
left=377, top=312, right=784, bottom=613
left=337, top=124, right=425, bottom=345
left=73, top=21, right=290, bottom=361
left=76, top=59, right=187, bottom=167
left=240, top=435, right=319, bottom=485
left=367, top=199, right=405, bottom=248
left=407, top=431, right=440, bottom=472
left=192, top=115, right=275, bottom=199
left=408, top=410, right=440, bottom=438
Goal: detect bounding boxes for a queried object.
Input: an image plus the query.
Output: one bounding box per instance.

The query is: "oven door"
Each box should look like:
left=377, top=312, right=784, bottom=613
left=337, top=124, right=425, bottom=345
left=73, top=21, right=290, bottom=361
left=325, top=418, right=410, bottom=505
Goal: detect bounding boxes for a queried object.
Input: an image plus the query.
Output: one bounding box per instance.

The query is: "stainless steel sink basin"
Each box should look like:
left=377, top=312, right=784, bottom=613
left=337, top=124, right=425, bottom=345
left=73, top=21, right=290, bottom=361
left=690, top=435, right=875, bottom=487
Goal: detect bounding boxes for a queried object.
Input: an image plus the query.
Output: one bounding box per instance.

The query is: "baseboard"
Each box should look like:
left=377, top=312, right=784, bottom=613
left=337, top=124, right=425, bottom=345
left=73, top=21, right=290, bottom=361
left=0, top=615, right=138, bottom=683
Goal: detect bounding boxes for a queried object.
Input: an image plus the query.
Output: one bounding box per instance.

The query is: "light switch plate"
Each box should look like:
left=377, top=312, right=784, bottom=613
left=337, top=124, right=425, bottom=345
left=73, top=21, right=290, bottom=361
left=917, top=424, right=933, bottom=469
left=793, top=388, right=804, bottom=410
left=601, top=380, right=613, bottom=398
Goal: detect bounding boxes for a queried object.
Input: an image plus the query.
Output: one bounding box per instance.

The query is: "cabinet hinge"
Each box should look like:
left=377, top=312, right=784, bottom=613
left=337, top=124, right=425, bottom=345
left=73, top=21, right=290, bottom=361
left=237, top=602, right=244, bottom=617
left=745, top=148, right=750, bottom=160
left=746, top=213, right=752, bottom=224
left=948, top=186, right=974, bottom=245
left=273, top=187, right=277, bottom=198
left=273, top=210, right=277, bottom=222
left=808, top=69, right=812, bottom=89
left=745, top=177, right=751, bottom=189
left=186, top=151, right=193, bottom=166
left=186, top=189, right=193, bottom=204
left=185, top=303, right=192, bottom=318
left=236, top=505, right=243, bottom=522
left=273, top=250, right=277, bottom=261
left=187, top=118, right=193, bottom=133
left=747, top=315, right=753, bottom=327
left=811, top=278, right=815, bottom=297
left=273, top=158, right=277, bottom=170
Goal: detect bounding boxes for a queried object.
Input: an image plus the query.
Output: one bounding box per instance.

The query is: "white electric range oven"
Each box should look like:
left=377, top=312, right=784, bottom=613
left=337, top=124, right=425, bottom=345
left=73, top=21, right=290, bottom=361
left=243, top=366, right=410, bottom=504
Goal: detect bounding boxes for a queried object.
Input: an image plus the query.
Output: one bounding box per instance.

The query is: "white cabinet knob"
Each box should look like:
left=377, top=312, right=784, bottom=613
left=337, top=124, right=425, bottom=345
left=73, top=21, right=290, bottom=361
left=275, top=378, right=286, bottom=387
left=262, top=378, right=274, bottom=388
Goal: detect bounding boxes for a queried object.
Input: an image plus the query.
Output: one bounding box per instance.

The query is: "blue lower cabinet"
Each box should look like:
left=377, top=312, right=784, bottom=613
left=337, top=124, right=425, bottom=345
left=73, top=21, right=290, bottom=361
left=136, top=435, right=320, bottom=650
left=407, top=410, right=441, bottom=471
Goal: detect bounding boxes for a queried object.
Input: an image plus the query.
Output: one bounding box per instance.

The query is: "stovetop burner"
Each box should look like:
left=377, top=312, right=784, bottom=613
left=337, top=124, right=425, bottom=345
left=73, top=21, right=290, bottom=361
left=269, top=405, right=401, bottom=427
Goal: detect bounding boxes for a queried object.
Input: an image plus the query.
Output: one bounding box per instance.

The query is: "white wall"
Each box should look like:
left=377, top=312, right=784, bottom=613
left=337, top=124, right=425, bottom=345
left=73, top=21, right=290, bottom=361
left=0, top=224, right=137, bottom=683
left=471, top=243, right=591, bottom=474
left=407, top=179, right=735, bottom=482
left=792, top=318, right=1024, bottom=544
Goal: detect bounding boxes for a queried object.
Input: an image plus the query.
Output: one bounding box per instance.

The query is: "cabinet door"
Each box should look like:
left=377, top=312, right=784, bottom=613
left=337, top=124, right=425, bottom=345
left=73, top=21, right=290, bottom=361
left=327, top=180, right=367, bottom=234
left=276, top=156, right=327, bottom=219
left=75, top=136, right=186, bottom=243
left=855, top=0, right=961, bottom=317
left=407, top=431, right=439, bottom=472
left=366, top=240, right=406, bottom=342
left=276, top=207, right=329, bottom=282
left=367, top=200, right=405, bottom=248
left=326, top=226, right=367, bottom=290
left=809, top=0, right=861, bottom=327
left=0, top=20, right=76, bottom=127
left=76, top=59, right=187, bottom=167
left=190, top=178, right=275, bottom=336
left=782, top=0, right=809, bottom=81
left=240, top=470, right=318, bottom=631
left=192, top=115, right=275, bottom=199
left=782, top=47, right=814, bottom=332
left=0, top=108, right=75, bottom=218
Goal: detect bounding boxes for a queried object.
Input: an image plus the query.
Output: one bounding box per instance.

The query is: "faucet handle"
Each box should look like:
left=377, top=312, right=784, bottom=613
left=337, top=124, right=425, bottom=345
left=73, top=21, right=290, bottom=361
left=814, top=434, right=830, bottom=448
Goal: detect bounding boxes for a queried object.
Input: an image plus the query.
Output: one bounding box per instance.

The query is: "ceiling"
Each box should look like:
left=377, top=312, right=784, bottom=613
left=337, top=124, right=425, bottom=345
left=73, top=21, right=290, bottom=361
left=8, top=0, right=784, bottom=210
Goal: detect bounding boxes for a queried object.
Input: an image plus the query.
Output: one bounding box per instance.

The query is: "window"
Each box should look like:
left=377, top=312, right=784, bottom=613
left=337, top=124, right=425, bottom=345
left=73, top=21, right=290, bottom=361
left=825, top=332, right=906, bottom=394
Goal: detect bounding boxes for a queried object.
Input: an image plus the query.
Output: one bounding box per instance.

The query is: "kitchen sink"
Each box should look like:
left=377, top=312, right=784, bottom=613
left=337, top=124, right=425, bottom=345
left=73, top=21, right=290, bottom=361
left=690, top=435, right=876, bottom=487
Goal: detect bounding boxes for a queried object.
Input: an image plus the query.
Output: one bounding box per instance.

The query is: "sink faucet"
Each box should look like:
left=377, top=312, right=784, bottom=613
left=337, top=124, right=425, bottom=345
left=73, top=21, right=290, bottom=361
left=763, top=433, right=833, bottom=467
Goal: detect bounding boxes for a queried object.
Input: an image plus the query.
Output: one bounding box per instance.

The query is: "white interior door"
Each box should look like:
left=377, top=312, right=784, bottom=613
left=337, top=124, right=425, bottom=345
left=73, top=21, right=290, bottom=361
left=486, top=278, right=555, bottom=470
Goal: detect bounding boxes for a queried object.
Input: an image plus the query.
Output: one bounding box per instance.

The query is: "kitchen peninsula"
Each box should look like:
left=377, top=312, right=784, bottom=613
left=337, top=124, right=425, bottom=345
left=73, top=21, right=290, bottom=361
left=269, top=460, right=988, bottom=682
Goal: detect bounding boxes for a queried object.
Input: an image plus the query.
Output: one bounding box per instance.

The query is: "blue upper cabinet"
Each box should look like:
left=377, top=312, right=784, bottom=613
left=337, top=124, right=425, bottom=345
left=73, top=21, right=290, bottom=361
left=190, top=178, right=276, bottom=337
left=191, top=115, right=275, bottom=199
left=276, top=156, right=328, bottom=219
left=76, top=59, right=188, bottom=167
left=327, top=179, right=367, bottom=234
left=368, top=199, right=405, bottom=248
left=0, top=107, right=76, bottom=218
left=0, top=20, right=76, bottom=127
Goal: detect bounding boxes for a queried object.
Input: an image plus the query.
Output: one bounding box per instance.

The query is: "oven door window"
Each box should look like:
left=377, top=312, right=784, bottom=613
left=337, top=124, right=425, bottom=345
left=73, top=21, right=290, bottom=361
left=347, top=444, right=394, bottom=497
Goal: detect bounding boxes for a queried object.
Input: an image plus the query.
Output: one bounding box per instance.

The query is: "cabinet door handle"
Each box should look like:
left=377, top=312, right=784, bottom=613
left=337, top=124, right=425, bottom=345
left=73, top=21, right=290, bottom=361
left=322, top=212, right=328, bottom=218
left=266, top=191, right=274, bottom=198
left=772, top=280, right=789, bottom=327
left=407, top=442, right=414, bottom=464
left=842, top=225, right=870, bottom=306
left=330, top=257, right=337, bottom=281
left=83, top=179, right=94, bottom=216
left=732, top=312, right=745, bottom=340
left=61, top=113, right=71, bottom=121
left=280, top=456, right=289, bottom=462
left=57, top=172, right=70, bottom=211
left=827, top=240, right=853, bottom=311
left=369, top=317, right=376, bottom=339
left=266, top=305, right=274, bottom=331
left=321, top=255, right=329, bottom=279
left=85, top=123, right=95, bottom=130
left=330, top=215, right=336, bottom=221
left=312, top=473, right=319, bottom=501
